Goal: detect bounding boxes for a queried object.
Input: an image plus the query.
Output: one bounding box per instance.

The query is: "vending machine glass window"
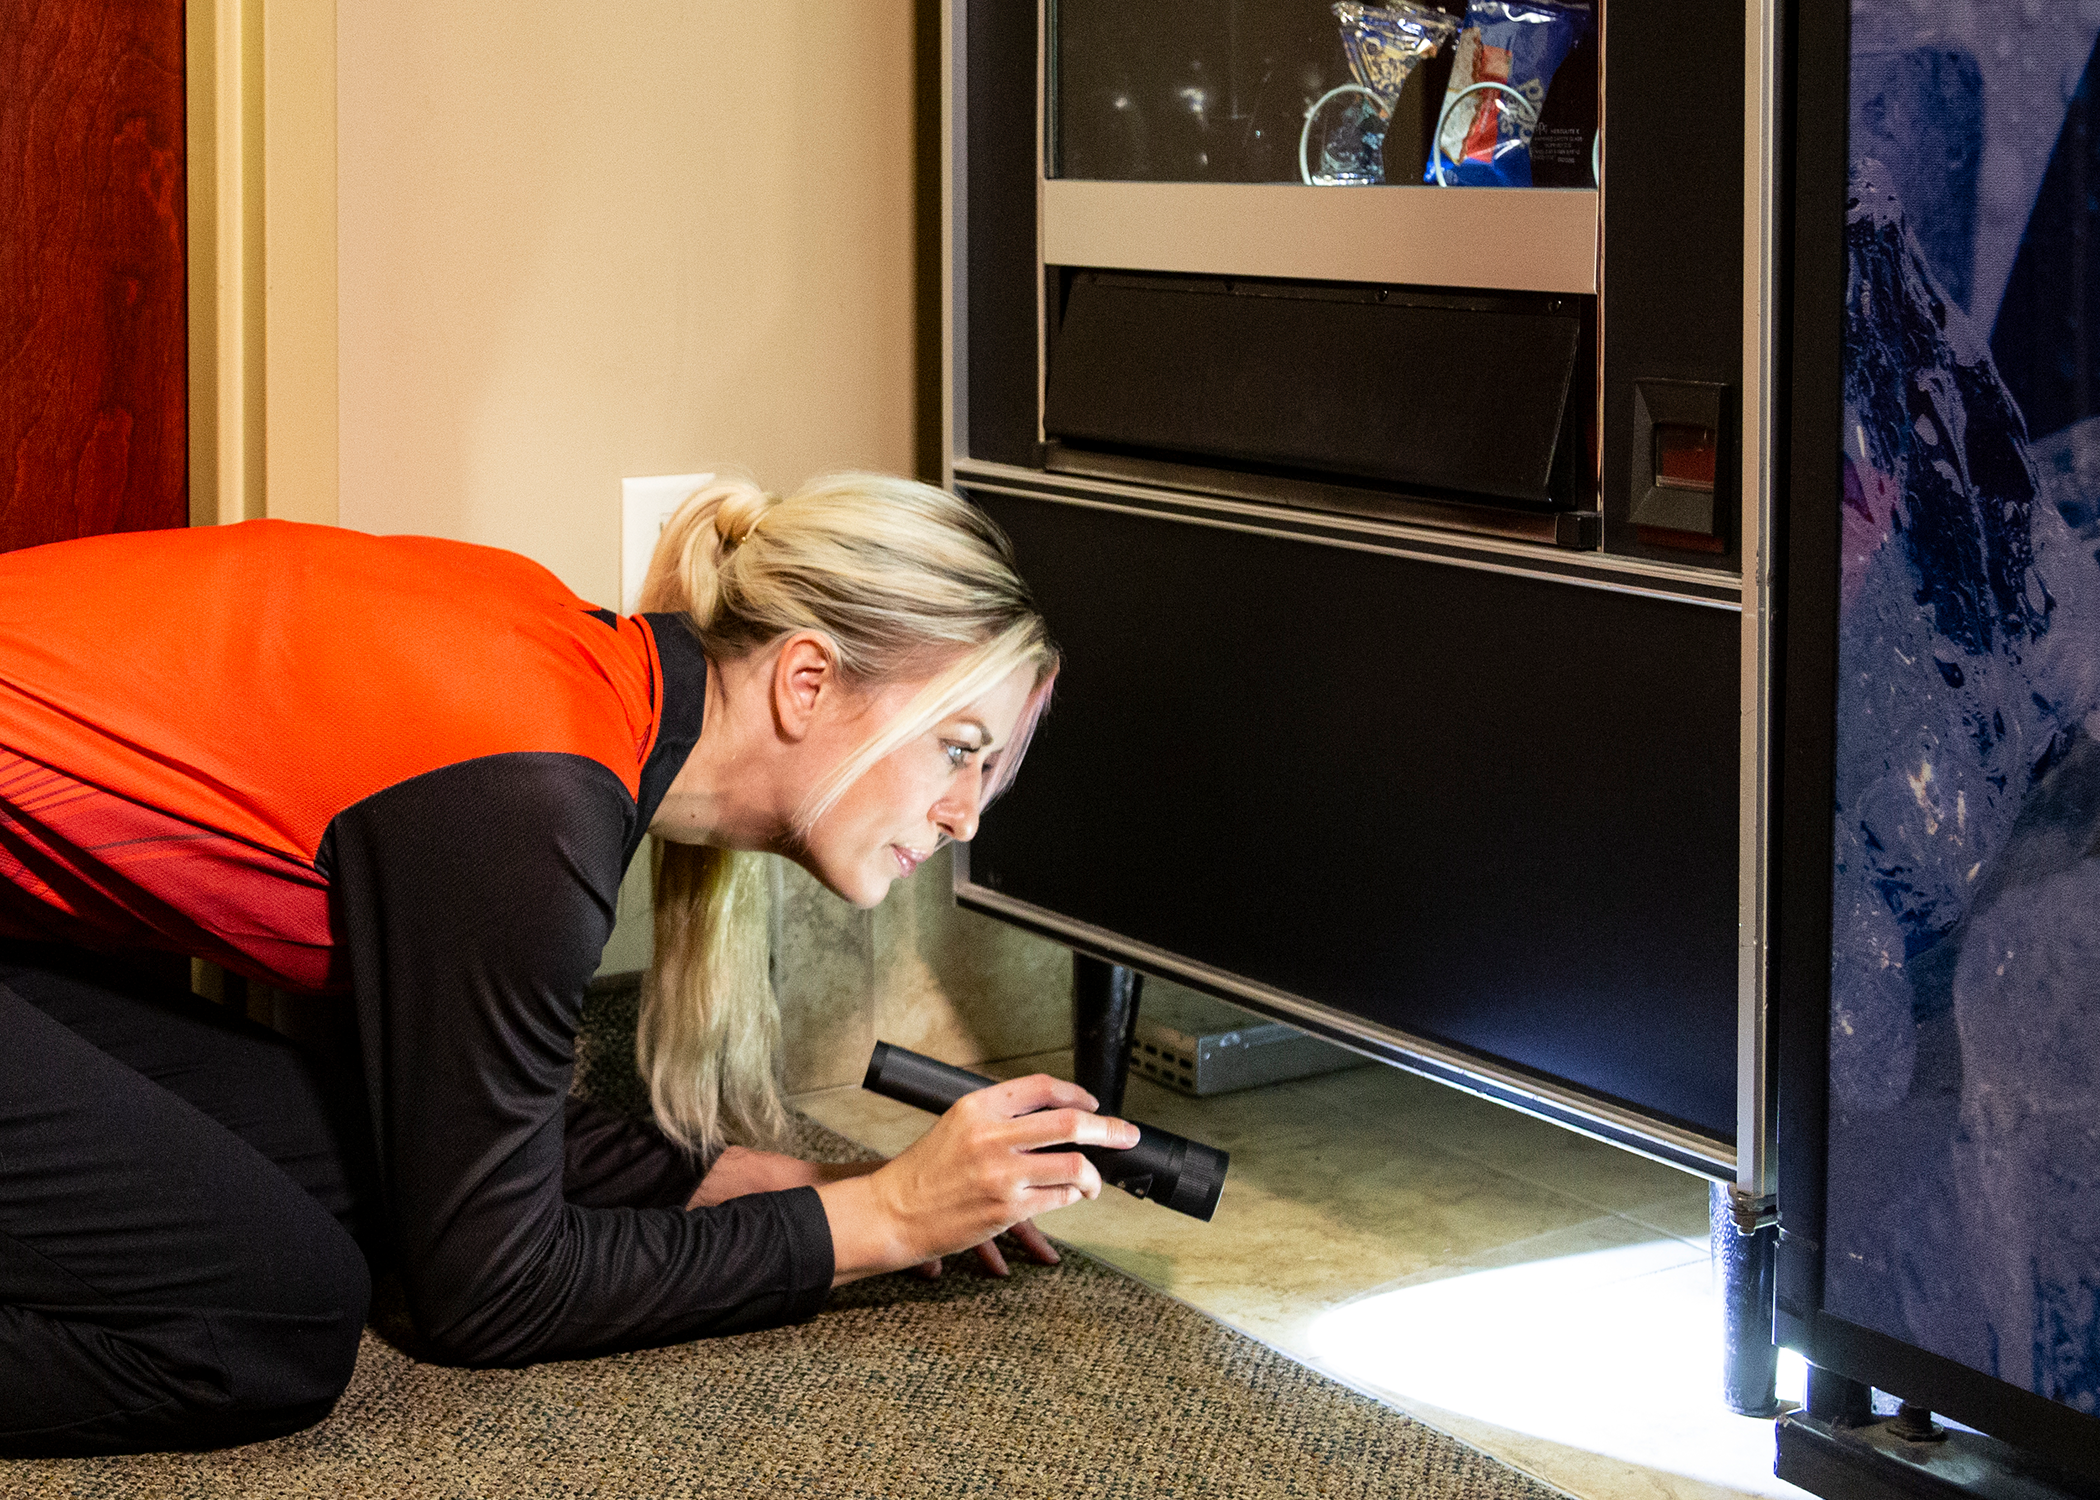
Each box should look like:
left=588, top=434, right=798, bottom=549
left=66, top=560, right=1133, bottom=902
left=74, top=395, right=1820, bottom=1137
left=1052, top=0, right=1599, bottom=189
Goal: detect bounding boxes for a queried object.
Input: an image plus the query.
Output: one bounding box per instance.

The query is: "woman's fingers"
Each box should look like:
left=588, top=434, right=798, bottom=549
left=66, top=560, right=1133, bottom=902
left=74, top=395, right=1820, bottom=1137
left=1020, top=1183, right=1088, bottom=1214
left=952, top=1222, right=1063, bottom=1279
left=1008, top=1218, right=1060, bottom=1265
left=1006, top=1105, right=1141, bottom=1154
left=980, top=1072, right=1100, bottom=1119
left=963, top=1218, right=1060, bottom=1277
left=1016, top=1147, right=1103, bottom=1200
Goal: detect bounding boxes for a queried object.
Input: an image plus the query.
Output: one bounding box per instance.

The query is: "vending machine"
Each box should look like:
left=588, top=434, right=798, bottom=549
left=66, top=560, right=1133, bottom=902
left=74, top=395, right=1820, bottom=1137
left=947, top=0, right=1757, bottom=1196
left=944, top=0, right=2100, bottom=1486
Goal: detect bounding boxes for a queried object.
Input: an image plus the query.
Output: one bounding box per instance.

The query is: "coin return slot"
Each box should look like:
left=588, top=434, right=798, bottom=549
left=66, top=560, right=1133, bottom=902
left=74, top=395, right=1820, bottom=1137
left=1629, top=379, right=1730, bottom=554
left=1652, top=423, right=1716, bottom=491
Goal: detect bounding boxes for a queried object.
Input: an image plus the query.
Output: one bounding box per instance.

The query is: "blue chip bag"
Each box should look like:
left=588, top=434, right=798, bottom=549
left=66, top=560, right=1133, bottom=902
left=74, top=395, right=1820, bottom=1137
left=1425, top=1, right=1592, bottom=187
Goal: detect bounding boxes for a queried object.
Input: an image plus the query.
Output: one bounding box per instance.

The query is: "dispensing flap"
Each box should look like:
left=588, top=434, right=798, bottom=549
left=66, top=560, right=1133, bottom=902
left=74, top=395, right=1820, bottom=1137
left=1045, top=272, right=1585, bottom=505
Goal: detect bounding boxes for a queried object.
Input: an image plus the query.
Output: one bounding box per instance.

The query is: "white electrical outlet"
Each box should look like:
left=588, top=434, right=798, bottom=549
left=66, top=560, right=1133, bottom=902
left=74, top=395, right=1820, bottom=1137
left=619, top=473, right=713, bottom=614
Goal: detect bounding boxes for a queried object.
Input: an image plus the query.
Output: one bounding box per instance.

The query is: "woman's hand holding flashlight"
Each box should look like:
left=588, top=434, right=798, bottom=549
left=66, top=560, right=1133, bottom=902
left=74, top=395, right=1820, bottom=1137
left=815, top=1073, right=1140, bottom=1285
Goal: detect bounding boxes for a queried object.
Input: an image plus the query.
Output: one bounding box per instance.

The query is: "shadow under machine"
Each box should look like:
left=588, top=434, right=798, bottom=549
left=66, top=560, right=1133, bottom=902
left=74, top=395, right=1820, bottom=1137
left=945, top=1, right=2100, bottom=1492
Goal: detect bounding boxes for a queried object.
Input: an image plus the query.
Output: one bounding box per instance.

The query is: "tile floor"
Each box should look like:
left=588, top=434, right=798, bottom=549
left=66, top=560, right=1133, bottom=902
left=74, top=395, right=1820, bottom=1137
left=795, top=1049, right=1814, bottom=1500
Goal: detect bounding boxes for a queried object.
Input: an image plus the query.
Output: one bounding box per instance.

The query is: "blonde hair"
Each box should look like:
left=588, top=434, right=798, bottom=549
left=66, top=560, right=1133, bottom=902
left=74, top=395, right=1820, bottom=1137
left=634, top=471, right=1058, bottom=1158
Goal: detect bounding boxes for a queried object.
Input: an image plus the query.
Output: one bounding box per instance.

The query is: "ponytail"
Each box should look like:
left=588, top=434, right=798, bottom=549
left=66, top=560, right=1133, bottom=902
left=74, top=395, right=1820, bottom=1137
left=636, top=477, right=788, bottom=1156
left=641, top=840, right=783, bottom=1158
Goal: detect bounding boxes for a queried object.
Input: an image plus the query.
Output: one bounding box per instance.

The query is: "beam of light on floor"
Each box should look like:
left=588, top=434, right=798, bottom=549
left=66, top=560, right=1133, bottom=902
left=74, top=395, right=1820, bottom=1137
left=1304, top=1238, right=1811, bottom=1499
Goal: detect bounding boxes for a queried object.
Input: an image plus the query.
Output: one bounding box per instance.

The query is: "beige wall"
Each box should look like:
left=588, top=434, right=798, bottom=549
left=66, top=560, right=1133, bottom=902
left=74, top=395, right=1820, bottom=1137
left=338, top=2, right=918, bottom=603
left=334, top=1, right=1069, bottom=1074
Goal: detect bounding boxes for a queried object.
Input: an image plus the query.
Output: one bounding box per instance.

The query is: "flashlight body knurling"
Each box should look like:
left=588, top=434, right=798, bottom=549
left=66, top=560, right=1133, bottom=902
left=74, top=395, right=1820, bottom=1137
left=861, top=1041, right=1227, bottom=1222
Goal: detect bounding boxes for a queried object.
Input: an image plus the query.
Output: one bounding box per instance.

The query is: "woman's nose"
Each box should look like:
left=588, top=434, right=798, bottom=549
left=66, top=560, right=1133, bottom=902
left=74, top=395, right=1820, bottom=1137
left=933, top=777, right=983, bottom=843
left=934, top=800, right=980, bottom=844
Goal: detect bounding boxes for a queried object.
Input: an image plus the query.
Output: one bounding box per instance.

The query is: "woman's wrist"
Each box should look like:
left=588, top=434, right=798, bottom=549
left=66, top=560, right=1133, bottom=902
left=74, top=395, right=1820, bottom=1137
left=814, top=1170, right=917, bottom=1284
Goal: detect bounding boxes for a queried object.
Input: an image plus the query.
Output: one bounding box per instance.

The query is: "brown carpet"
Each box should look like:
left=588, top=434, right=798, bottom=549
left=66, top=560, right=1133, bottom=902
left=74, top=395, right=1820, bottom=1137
left=2, top=984, right=1568, bottom=1498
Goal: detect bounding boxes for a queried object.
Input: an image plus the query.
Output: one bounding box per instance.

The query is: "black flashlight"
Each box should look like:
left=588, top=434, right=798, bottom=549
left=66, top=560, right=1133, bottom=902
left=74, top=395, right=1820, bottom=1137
left=861, top=1041, right=1228, bottom=1221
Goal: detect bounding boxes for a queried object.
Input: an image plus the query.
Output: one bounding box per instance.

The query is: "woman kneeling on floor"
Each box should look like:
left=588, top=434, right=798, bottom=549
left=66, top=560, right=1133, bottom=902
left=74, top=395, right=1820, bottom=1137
left=0, top=473, right=1137, bottom=1456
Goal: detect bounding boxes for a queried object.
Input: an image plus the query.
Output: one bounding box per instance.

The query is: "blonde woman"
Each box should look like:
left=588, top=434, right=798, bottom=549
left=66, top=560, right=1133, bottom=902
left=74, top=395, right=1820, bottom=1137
left=0, top=473, right=1134, bottom=1457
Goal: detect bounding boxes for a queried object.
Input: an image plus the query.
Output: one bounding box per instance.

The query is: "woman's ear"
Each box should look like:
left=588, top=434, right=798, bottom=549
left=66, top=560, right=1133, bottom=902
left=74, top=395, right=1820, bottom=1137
left=770, top=632, right=837, bottom=742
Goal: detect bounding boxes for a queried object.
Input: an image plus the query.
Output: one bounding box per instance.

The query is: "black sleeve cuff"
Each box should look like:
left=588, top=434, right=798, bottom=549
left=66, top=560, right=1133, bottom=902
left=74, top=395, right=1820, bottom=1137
left=767, top=1185, right=836, bottom=1321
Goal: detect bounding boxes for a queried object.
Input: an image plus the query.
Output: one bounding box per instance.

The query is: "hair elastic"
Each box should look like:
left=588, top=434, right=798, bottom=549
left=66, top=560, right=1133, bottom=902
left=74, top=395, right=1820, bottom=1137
left=716, top=494, right=775, bottom=551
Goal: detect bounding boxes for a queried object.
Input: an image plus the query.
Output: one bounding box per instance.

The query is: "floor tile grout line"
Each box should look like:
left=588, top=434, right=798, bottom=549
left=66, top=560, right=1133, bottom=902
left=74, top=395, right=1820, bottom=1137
left=1429, top=1140, right=1711, bottom=1227
left=1300, top=1212, right=1709, bottom=1309
left=1406, top=1139, right=1705, bottom=1238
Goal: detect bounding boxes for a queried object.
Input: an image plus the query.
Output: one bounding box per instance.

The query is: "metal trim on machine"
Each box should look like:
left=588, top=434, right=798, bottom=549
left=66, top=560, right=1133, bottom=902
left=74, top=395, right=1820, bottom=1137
left=1041, top=180, right=1601, bottom=296
left=1041, top=442, right=1600, bottom=551
left=1735, top=0, right=1780, bottom=1226
left=959, top=458, right=1744, bottom=610
left=955, top=861, right=1737, bottom=1180
left=941, top=0, right=965, bottom=483
left=1033, top=0, right=1049, bottom=449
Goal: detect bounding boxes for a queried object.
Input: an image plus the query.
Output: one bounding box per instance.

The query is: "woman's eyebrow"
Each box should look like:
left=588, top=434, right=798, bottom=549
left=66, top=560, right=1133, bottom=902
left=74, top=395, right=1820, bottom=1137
left=955, top=718, right=993, bottom=748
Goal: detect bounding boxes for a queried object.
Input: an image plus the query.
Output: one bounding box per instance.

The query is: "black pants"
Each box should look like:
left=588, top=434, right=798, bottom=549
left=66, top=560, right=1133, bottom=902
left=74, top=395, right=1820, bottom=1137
left=0, top=946, right=702, bottom=1457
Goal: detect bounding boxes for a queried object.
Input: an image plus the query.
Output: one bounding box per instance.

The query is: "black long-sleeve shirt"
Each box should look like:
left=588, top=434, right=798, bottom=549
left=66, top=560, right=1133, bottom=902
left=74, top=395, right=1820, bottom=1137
left=0, top=520, right=833, bottom=1364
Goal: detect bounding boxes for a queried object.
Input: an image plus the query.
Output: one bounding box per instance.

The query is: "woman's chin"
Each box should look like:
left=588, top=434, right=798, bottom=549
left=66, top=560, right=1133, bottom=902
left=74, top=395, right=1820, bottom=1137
left=782, top=850, right=887, bottom=909
left=837, top=873, right=890, bottom=909
left=822, top=863, right=895, bottom=910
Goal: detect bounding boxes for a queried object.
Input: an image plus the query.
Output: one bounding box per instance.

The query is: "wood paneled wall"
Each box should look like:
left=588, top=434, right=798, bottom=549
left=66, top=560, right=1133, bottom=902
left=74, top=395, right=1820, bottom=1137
left=0, top=1, right=188, bottom=551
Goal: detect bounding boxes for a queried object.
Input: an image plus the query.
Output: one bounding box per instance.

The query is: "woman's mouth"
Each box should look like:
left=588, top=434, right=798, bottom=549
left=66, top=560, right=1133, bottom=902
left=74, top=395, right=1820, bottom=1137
left=891, top=845, right=927, bottom=876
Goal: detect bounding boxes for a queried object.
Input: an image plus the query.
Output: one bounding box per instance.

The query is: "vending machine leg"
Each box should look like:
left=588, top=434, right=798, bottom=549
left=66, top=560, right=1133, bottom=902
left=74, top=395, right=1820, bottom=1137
left=1712, top=1180, right=1782, bottom=1417
left=1072, top=956, right=1144, bottom=1118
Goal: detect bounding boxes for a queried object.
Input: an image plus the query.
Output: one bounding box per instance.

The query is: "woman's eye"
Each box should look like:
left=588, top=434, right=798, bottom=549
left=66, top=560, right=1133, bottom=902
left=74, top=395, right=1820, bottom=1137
left=943, top=742, right=970, bottom=768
